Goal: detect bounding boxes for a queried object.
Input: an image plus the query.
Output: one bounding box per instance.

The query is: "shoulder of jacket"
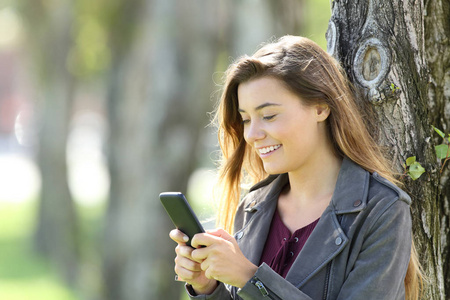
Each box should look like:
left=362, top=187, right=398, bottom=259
left=370, top=172, right=411, bottom=206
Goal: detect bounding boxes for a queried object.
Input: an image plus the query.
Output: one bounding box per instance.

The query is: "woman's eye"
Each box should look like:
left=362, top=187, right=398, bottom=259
left=242, top=119, right=250, bottom=125
left=263, top=115, right=276, bottom=121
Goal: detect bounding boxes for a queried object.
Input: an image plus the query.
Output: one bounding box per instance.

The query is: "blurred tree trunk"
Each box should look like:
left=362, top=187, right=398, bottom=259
left=327, top=0, right=449, bottom=299
left=19, top=0, right=79, bottom=285
left=268, top=0, right=305, bottom=35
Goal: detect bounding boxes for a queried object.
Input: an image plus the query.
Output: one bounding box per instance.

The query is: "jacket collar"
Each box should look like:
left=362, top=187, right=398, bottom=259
left=238, top=157, right=370, bottom=287
left=238, top=174, right=287, bottom=265
left=330, top=157, right=370, bottom=214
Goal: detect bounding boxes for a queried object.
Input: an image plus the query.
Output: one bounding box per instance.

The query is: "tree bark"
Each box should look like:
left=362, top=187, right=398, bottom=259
left=424, top=0, right=450, bottom=292
left=327, top=0, right=449, bottom=299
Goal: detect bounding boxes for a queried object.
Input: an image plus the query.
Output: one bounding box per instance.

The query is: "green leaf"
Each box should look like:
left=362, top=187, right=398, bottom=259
left=390, top=83, right=399, bottom=92
left=432, top=126, right=446, bottom=139
left=406, top=156, right=416, bottom=166
left=435, top=144, right=449, bottom=160
left=407, top=162, right=425, bottom=180
left=390, top=83, right=395, bottom=91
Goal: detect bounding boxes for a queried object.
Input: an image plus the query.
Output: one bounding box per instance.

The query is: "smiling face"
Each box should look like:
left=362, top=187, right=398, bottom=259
left=237, top=76, right=331, bottom=176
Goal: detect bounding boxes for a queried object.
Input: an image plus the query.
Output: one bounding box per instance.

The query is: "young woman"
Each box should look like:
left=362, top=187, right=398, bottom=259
left=170, top=36, right=422, bottom=300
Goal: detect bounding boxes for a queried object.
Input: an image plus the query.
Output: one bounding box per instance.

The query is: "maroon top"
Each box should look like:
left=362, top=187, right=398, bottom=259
left=259, top=209, right=319, bottom=278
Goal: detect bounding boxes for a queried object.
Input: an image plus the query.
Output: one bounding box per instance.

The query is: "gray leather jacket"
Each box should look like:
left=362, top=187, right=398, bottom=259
left=187, top=158, right=412, bottom=299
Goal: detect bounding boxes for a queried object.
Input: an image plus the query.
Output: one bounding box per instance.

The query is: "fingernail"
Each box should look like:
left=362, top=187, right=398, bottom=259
left=183, top=235, right=189, bottom=242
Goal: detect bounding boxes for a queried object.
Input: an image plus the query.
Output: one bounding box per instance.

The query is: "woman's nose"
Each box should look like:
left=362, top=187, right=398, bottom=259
left=244, top=121, right=265, bottom=143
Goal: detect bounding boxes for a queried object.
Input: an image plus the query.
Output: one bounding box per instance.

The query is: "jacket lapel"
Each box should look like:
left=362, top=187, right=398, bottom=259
left=285, top=206, right=348, bottom=287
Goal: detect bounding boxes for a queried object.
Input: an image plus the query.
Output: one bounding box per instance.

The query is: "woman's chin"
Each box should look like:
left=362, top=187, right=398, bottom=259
left=263, top=165, right=284, bottom=175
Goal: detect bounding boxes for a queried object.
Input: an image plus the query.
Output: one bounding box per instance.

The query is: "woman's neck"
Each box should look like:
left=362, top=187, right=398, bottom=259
left=285, top=152, right=342, bottom=207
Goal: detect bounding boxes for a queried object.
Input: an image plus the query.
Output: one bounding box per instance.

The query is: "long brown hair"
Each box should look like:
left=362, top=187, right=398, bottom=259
left=212, top=35, right=422, bottom=299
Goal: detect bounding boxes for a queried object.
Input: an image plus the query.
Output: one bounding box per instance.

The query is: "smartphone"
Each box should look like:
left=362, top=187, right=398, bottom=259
left=159, top=192, right=205, bottom=247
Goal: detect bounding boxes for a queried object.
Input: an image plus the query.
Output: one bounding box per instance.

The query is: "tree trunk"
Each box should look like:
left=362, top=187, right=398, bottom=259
left=21, top=1, right=80, bottom=285
left=19, top=1, right=78, bottom=285
left=327, top=0, right=449, bottom=299
left=424, top=0, right=450, bottom=293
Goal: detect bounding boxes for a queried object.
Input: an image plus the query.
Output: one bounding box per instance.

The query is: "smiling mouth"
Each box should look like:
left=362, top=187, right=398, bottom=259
left=259, top=145, right=281, bottom=155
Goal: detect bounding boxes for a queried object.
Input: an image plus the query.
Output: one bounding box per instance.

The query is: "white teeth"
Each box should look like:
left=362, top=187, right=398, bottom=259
left=259, top=145, right=281, bottom=154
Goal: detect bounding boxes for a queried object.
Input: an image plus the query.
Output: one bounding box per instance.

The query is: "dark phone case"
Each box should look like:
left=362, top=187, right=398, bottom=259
left=159, top=192, right=205, bottom=247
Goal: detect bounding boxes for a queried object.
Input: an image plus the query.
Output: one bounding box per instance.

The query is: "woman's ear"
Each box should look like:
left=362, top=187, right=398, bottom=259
left=315, top=104, right=330, bottom=122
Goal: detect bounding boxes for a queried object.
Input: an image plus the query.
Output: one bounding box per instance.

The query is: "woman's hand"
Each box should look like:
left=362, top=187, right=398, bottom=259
left=191, top=229, right=258, bottom=288
left=170, top=229, right=218, bottom=295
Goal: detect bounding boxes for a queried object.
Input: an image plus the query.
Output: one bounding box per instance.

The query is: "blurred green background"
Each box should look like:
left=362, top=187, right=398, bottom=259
left=0, top=0, right=330, bottom=299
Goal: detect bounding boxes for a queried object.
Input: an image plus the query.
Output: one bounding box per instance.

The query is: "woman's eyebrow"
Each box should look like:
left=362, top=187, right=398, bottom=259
left=238, top=102, right=281, bottom=113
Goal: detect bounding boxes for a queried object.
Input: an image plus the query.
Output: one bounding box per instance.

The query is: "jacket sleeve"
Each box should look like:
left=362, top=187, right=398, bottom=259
left=184, top=282, right=232, bottom=300
left=335, top=199, right=412, bottom=300
left=237, top=264, right=313, bottom=300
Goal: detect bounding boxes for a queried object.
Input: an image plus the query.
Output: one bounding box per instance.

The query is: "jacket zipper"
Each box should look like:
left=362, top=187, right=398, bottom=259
left=250, top=277, right=282, bottom=300
left=322, top=262, right=332, bottom=300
